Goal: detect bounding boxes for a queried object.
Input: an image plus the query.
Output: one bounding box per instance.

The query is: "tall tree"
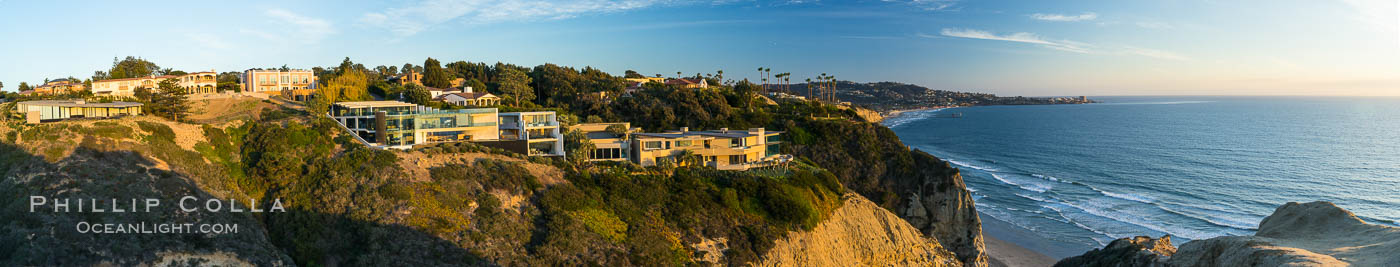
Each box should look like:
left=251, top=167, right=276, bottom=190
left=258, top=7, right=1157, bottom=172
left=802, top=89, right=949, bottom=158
left=150, top=79, right=191, bottom=121
left=421, top=57, right=453, bottom=88
left=107, top=56, right=160, bottom=80
left=624, top=70, right=644, bottom=79
left=0, top=81, right=4, bottom=91
left=496, top=68, right=533, bottom=106
left=17, top=82, right=30, bottom=92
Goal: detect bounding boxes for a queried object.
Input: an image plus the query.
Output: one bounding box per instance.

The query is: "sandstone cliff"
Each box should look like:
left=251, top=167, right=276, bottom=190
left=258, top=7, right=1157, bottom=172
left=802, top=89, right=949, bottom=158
left=1056, top=201, right=1400, bottom=267
left=759, top=193, right=961, bottom=266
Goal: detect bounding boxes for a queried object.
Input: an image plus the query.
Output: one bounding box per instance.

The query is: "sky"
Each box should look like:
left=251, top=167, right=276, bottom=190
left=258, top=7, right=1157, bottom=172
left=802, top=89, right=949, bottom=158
left=0, top=0, right=1397, bottom=96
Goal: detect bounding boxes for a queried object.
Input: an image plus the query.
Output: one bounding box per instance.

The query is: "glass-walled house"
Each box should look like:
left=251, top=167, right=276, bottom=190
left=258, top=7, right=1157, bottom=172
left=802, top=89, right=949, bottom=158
left=330, top=101, right=498, bottom=149
left=626, top=127, right=789, bottom=170
left=498, top=112, right=564, bottom=157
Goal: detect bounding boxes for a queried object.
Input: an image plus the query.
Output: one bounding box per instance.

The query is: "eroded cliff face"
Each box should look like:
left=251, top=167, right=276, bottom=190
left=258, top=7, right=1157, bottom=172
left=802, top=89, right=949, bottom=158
left=789, top=120, right=989, bottom=267
left=759, top=193, right=961, bottom=267
left=899, top=159, right=987, bottom=267
left=1056, top=201, right=1400, bottom=267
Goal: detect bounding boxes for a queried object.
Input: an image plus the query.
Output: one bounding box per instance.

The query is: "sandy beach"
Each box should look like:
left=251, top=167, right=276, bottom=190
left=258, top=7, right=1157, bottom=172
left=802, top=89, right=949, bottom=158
left=986, top=235, right=1057, bottom=267
left=979, top=213, right=1069, bottom=267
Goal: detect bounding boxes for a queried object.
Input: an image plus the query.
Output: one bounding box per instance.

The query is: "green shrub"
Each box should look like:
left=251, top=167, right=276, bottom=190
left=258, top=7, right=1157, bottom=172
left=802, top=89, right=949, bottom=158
left=135, top=121, right=175, bottom=143
left=568, top=208, right=628, bottom=243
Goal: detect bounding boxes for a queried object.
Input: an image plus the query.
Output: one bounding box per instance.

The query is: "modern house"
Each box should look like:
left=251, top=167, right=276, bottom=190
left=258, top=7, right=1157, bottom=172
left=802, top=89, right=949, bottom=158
left=15, top=99, right=142, bottom=123
left=327, top=101, right=565, bottom=157
left=32, top=80, right=86, bottom=95
left=239, top=69, right=317, bottom=101
left=389, top=70, right=467, bottom=88
left=329, top=101, right=499, bottom=149
left=92, top=71, right=217, bottom=96
left=566, top=122, right=640, bottom=162
left=627, top=127, right=788, bottom=170
left=498, top=112, right=565, bottom=157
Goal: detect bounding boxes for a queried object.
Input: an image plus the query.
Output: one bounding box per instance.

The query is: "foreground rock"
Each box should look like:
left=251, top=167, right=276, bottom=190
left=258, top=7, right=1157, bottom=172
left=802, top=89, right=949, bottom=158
left=1054, top=235, right=1174, bottom=267
left=1055, top=201, right=1399, bottom=267
left=760, top=194, right=961, bottom=267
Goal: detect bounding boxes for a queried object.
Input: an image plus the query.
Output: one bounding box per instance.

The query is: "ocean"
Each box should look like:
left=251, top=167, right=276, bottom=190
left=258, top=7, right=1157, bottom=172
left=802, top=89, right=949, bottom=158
left=885, top=96, right=1400, bottom=258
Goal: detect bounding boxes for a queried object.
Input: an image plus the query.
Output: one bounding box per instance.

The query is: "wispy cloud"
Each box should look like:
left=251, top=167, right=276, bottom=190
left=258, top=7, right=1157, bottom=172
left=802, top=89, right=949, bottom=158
left=938, top=28, right=1091, bottom=53
left=1029, top=12, right=1098, bottom=22
left=362, top=0, right=668, bottom=36
left=882, top=0, right=960, bottom=11
left=263, top=9, right=335, bottom=44
left=1121, top=46, right=1189, bottom=61
left=1136, top=21, right=1173, bottom=29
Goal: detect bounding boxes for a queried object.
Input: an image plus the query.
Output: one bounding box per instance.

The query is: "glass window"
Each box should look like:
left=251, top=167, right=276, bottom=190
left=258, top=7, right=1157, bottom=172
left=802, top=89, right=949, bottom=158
left=676, top=140, right=692, bottom=147
left=644, top=141, right=663, bottom=150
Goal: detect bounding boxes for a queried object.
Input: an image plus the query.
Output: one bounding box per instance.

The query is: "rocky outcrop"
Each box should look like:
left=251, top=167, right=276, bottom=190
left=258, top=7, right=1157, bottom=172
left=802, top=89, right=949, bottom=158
left=1053, top=235, right=1175, bottom=267
left=900, top=158, right=988, bottom=267
left=759, top=194, right=961, bottom=267
left=1056, top=201, right=1400, bottom=267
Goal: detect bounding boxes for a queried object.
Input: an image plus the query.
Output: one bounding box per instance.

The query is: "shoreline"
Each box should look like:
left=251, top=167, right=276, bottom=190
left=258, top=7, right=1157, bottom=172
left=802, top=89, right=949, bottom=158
left=980, top=212, right=1076, bottom=266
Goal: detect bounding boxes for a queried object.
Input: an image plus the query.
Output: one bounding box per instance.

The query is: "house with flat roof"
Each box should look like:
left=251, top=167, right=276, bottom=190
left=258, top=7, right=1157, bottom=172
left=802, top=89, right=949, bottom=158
left=566, top=122, right=640, bottom=162
left=15, top=99, right=142, bottom=124
left=498, top=112, right=565, bottom=157
left=329, top=101, right=499, bottom=149
left=628, top=127, right=787, bottom=170
left=239, top=69, right=317, bottom=100
left=327, top=101, right=566, bottom=157
left=664, top=78, right=708, bottom=89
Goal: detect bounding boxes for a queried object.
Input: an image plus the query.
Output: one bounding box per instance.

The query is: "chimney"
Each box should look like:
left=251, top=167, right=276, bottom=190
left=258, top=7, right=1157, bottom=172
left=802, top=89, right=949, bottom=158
left=718, top=128, right=728, bottom=133
left=464, top=86, right=473, bottom=93
left=748, top=128, right=764, bottom=135
left=679, top=127, right=688, bottom=133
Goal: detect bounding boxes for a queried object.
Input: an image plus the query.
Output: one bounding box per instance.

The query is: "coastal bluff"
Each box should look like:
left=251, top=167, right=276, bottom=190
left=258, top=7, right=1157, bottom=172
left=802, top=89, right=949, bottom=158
left=1056, top=201, right=1399, bottom=267
left=759, top=193, right=961, bottom=266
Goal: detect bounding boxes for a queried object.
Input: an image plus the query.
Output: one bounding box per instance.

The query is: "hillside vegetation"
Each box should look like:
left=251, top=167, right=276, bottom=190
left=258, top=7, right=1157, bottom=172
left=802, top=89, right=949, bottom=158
left=2, top=59, right=982, bottom=266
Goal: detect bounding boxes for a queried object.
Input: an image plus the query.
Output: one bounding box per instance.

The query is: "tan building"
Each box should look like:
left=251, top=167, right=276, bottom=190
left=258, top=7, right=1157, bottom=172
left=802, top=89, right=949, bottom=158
left=240, top=69, right=317, bottom=97
left=32, top=80, right=86, bottom=95
left=629, top=127, right=787, bottom=170
left=567, top=122, right=640, bottom=162
left=91, top=71, right=217, bottom=96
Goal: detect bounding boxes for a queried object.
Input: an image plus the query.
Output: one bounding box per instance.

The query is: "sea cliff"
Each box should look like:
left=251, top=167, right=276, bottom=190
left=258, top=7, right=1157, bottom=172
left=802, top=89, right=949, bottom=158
left=1056, top=201, right=1400, bottom=266
left=759, top=193, right=961, bottom=266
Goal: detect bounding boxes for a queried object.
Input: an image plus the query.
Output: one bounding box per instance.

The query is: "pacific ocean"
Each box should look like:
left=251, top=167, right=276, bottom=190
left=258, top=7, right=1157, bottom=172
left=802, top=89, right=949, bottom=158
left=886, top=96, right=1400, bottom=258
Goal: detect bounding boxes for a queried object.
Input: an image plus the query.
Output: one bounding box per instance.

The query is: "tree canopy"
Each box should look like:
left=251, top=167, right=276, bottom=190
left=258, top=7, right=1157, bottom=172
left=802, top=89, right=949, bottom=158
left=496, top=68, right=533, bottom=106
left=422, top=58, right=454, bottom=88
left=106, top=56, right=161, bottom=80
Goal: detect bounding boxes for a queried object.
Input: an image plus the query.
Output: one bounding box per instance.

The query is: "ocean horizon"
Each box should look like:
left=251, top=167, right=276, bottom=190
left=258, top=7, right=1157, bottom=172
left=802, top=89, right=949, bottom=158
left=887, top=96, right=1400, bottom=258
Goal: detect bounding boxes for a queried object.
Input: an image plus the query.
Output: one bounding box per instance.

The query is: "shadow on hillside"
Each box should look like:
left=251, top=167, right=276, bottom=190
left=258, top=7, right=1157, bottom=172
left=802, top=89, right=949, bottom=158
left=0, top=141, right=490, bottom=266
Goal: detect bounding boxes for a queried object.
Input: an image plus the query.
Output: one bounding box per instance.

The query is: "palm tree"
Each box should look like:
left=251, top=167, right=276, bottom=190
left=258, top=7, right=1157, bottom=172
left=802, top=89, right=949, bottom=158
left=716, top=69, right=724, bottom=84
left=756, top=67, right=764, bottom=93
left=805, top=78, right=813, bottom=100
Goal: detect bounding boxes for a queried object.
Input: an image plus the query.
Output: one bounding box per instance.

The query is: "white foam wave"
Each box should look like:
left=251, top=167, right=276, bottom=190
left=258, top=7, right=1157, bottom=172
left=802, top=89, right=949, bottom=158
left=1060, top=201, right=1218, bottom=240
left=881, top=108, right=945, bottom=128
left=1159, top=206, right=1259, bottom=230
left=1031, top=173, right=1070, bottom=183
left=947, top=159, right=999, bottom=172
left=1100, top=191, right=1156, bottom=204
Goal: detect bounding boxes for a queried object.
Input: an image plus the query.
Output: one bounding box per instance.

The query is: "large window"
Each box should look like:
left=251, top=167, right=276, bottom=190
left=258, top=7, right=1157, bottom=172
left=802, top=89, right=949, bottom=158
left=644, top=141, right=663, bottom=150
left=590, top=148, right=624, bottom=159
left=728, top=155, right=747, bottom=164
left=675, top=140, right=692, bottom=147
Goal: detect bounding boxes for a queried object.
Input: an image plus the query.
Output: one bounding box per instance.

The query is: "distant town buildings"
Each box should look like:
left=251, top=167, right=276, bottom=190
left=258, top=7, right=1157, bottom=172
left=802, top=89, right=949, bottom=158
left=15, top=99, right=142, bottom=124
left=389, top=70, right=466, bottom=88
left=239, top=69, right=317, bottom=101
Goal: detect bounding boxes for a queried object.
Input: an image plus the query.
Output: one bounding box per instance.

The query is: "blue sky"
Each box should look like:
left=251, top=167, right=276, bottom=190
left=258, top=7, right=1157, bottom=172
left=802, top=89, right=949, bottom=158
left=1, top=0, right=1396, bottom=96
